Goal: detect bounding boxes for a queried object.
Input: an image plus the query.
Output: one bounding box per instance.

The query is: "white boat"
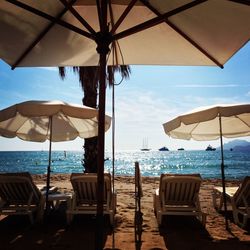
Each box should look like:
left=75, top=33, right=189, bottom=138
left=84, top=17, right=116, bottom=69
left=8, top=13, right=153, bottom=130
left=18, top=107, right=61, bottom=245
left=141, top=138, right=151, bottom=151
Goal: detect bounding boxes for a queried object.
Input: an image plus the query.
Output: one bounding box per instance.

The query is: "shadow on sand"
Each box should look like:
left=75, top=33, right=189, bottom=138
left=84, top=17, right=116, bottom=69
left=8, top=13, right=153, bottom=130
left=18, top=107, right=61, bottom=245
left=159, top=215, right=250, bottom=250
left=1, top=209, right=249, bottom=250
left=0, top=207, right=113, bottom=250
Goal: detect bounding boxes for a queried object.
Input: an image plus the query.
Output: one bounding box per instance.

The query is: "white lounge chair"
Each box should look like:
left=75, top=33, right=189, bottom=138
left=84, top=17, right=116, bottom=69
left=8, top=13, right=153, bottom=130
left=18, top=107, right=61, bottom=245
left=0, top=172, right=45, bottom=224
left=212, top=176, right=250, bottom=228
left=66, top=173, right=116, bottom=225
left=153, top=174, right=206, bottom=226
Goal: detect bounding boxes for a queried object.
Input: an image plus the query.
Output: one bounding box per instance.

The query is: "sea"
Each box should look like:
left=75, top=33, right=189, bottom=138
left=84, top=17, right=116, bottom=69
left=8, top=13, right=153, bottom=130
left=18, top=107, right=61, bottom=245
left=0, top=150, right=249, bottom=180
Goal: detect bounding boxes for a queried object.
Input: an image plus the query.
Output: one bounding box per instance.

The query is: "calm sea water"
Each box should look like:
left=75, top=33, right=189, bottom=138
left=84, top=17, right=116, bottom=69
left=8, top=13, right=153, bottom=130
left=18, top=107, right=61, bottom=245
left=0, top=150, right=249, bottom=180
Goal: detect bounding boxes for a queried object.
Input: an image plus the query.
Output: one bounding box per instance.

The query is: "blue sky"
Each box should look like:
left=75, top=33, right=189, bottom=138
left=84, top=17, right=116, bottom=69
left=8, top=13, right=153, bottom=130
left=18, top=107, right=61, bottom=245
left=0, top=42, right=249, bottom=151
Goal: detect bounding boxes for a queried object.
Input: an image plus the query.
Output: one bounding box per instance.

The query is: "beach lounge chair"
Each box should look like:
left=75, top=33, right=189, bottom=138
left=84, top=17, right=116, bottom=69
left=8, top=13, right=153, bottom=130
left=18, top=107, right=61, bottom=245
left=66, top=173, right=116, bottom=225
left=212, top=176, right=250, bottom=228
left=0, top=172, right=45, bottom=224
left=153, top=174, right=206, bottom=226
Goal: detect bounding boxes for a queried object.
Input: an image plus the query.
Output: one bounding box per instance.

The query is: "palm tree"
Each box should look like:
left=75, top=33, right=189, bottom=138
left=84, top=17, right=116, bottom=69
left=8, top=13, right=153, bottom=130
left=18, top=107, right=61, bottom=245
left=59, top=65, right=131, bottom=173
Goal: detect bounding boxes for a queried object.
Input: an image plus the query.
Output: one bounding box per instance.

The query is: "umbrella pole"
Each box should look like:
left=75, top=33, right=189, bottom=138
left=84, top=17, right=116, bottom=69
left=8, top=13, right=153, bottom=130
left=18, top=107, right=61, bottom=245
left=45, top=116, right=52, bottom=216
left=219, top=115, right=229, bottom=230
left=96, top=50, right=106, bottom=250
left=96, top=2, right=111, bottom=248
left=112, top=79, right=116, bottom=248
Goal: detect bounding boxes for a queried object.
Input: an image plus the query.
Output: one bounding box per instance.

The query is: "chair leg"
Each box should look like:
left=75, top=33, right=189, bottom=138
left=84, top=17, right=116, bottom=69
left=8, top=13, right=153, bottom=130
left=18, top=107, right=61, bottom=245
left=157, top=211, right=162, bottom=226
left=36, top=205, right=44, bottom=223
left=212, top=190, right=217, bottom=209
left=233, top=210, right=248, bottom=228
left=153, top=194, right=162, bottom=225
left=242, top=215, right=248, bottom=228
left=28, top=212, right=34, bottom=225
left=109, top=213, right=114, bottom=226
left=201, top=213, right=207, bottom=226
left=66, top=212, right=73, bottom=225
left=212, top=190, right=223, bottom=211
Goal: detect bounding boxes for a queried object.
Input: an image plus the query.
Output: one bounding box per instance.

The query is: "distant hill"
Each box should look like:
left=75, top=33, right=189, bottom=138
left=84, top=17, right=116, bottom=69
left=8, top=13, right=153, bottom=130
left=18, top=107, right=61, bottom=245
left=234, top=145, right=250, bottom=152
left=220, top=139, right=250, bottom=151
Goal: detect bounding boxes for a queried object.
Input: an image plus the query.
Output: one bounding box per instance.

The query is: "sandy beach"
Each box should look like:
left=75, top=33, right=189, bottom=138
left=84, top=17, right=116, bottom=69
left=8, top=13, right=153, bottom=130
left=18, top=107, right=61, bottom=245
left=0, top=174, right=249, bottom=250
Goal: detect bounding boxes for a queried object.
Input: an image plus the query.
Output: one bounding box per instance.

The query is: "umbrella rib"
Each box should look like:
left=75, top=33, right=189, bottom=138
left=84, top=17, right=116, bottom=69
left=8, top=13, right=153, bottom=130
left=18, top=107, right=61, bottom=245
left=139, top=0, right=223, bottom=68
left=189, top=122, right=200, bottom=136
left=110, top=0, right=138, bottom=34
left=59, top=0, right=96, bottom=35
left=7, top=0, right=93, bottom=39
left=113, top=0, right=207, bottom=41
left=108, top=1, right=129, bottom=67
left=8, top=0, right=76, bottom=69
left=235, top=115, right=250, bottom=129
left=96, top=0, right=102, bottom=31
left=7, top=0, right=94, bottom=68
left=108, top=2, right=119, bottom=65
left=229, top=0, right=250, bottom=6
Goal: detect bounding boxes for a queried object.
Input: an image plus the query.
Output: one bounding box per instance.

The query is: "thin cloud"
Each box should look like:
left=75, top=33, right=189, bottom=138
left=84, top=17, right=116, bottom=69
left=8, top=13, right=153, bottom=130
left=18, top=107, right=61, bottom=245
left=175, top=84, right=239, bottom=88
left=39, top=67, right=58, bottom=71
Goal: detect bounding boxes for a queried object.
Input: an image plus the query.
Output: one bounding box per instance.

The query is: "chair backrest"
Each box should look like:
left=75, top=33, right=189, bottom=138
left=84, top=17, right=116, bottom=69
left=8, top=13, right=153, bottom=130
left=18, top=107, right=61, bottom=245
left=0, top=172, right=41, bottom=205
left=70, top=173, right=111, bottom=205
left=233, top=176, right=250, bottom=207
left=159, top=174, right=202, bottom=206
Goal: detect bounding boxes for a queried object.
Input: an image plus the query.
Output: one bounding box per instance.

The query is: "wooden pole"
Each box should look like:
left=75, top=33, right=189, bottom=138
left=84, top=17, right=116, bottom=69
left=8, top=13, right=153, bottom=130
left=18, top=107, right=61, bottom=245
left=219, top=115, right=229, bottom=230
left=45, top=116, right=52, bottom=216
left=95, top=1, right=111, bottom=249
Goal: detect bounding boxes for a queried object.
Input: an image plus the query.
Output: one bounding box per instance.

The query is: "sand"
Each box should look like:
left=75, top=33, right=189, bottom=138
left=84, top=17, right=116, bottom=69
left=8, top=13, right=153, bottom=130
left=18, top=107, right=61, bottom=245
left=0, top=174, right=249, bottom=250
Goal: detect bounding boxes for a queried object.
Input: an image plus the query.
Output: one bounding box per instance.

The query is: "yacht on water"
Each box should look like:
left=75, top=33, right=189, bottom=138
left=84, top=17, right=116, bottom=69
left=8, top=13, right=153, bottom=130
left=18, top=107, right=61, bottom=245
left=158, top=146, right=169, bottom=151
left=206, top=145, right=216, bottom=151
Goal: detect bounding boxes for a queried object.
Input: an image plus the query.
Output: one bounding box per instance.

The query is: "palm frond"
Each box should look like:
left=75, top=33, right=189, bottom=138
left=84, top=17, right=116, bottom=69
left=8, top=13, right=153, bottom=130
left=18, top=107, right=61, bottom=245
left=58, top=67, right=66, bottom=80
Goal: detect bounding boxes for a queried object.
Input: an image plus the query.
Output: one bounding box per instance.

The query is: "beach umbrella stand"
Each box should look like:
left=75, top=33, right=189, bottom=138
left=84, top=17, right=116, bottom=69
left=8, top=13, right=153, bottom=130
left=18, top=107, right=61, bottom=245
left=163, top=104, right=250, bottom=230
left=218, top=115, right=229, bottom=229
left=45, top=116, right=53, bottom=215
left=0, top=100, right=111, bottom=217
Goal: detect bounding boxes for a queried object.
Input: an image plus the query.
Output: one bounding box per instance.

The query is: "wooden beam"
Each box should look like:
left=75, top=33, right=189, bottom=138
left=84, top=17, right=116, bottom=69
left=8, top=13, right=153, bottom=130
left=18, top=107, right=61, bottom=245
left=59, top=0, right=96, bottom=35
left=229, top=0, right=250, bottom=6
left=110, top=0, right=138, bottom=34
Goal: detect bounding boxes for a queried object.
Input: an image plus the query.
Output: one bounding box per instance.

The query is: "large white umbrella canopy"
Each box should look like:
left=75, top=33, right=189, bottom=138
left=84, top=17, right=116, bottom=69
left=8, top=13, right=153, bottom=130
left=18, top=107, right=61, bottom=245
left=163, top=104, right=250, bottom=140
left=0, top=1, right=249, bottom=68
left=0, top=100, right=111, bottom=141
left=163, top=103, right=250, bottom=229
left=0, top=100, right=111, bottom=213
